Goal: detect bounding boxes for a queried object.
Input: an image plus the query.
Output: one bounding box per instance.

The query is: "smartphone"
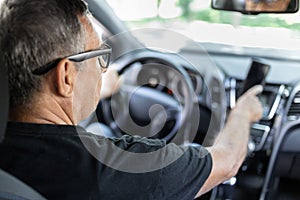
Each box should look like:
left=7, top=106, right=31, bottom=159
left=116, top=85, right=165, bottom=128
left=238, top=58, right=270, bottom=96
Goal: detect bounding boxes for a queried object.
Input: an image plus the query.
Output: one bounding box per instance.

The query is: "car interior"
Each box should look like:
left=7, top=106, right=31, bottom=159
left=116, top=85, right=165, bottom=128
left=1, top=0, right=300, bottom=199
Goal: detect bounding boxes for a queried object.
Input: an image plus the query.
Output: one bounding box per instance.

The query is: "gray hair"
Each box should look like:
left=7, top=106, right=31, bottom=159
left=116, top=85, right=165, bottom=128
left=0, top=0, right=89, bottom=106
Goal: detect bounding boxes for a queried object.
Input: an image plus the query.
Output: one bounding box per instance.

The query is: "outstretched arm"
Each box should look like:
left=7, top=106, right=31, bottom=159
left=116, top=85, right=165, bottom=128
left=196, top=85, right=263, bottom=197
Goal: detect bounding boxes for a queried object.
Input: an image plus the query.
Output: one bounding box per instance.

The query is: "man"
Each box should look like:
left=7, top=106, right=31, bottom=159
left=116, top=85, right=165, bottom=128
left=245, top=0, right=291, bottom=12
left=0, top=0, right=263, bottom=199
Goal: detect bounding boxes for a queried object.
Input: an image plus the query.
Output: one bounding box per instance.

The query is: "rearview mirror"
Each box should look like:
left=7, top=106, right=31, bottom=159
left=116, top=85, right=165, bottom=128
left=211, top=0, right=299, bottom=14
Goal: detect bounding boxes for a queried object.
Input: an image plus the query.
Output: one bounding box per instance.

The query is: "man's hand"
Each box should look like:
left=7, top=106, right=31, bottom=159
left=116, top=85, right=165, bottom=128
left=197, top=85, right=263, bottom=197
left=234, top=85, right=263, bottom=123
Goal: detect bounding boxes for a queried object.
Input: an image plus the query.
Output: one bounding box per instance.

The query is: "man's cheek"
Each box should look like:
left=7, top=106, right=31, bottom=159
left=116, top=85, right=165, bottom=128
left=95, top=77, right=102, bottom=103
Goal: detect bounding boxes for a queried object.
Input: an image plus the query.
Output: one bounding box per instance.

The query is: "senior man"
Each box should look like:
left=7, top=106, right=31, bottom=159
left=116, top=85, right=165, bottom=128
left=245, top=0, right=291, bottom=12
left=0, top=0, right=263, bottom=199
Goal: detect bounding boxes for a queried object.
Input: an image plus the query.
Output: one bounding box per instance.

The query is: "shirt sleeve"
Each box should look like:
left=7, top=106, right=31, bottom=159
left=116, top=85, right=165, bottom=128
left=154, top=143, right=212, bottom=200
left=98, top=135, right=212, bottom=199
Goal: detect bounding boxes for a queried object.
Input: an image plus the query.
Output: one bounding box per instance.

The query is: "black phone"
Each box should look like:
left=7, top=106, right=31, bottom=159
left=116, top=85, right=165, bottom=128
left=238, top=58, right=270, bottom=96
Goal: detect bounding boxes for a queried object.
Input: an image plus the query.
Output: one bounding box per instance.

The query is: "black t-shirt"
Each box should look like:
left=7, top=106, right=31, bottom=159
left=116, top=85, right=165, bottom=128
left=0, top=122, right=212, bottom=200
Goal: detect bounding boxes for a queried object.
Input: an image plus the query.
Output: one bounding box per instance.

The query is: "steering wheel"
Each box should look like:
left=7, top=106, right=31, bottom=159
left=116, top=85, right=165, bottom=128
left=98, top=49, right=197, bottom=144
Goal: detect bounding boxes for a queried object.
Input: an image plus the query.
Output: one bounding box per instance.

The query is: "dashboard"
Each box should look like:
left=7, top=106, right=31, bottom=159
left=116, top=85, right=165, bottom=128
left=114, top=43, right=300, bottom=199
left=190, top=44, right=300, bottom=200
left=126, top=62, right=204, bottom=103
left=92, top=41, right=300, bottom=199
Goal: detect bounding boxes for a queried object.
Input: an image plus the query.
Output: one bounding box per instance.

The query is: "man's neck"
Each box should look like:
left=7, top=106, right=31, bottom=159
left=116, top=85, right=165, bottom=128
left=9, top=94, right=75, bottom=125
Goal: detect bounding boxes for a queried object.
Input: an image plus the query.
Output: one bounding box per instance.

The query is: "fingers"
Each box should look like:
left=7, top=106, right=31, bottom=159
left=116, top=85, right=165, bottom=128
left=235, top=85, right=264, bottom=122
left=244, top=85, right=263, bottom=96
left=249, top=97, right=263, bottom=122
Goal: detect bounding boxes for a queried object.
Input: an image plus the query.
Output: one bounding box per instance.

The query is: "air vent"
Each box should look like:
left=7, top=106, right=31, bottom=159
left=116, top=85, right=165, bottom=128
left=288, top=91, right=300, bottom=118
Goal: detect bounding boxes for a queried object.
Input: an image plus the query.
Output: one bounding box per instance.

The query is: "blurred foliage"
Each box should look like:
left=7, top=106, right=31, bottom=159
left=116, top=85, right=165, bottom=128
left=176, top=0, right=193, bottom=18
left=129, top=0, right=300, bottom=31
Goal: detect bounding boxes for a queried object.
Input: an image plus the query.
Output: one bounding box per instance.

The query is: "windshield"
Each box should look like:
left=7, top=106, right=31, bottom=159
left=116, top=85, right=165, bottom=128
left=106, top=0, right=300, bottom=50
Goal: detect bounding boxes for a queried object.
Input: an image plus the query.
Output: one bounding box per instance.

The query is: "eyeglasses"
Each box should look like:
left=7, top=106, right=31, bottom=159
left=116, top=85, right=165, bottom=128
left=32, top=44, right=112, bottom=75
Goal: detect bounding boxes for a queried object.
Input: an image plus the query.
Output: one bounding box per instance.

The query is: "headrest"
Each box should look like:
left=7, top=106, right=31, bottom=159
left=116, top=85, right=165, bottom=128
left=0, top=68, right=9, bottom=143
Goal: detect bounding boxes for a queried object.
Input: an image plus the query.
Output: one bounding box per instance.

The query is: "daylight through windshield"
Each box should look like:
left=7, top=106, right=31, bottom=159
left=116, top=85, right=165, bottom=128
left=107, top=0, right=300, bottom=50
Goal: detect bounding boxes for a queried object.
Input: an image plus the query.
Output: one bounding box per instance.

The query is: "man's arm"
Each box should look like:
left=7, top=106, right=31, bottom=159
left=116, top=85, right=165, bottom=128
left=196, top=85, right=263, bottom=197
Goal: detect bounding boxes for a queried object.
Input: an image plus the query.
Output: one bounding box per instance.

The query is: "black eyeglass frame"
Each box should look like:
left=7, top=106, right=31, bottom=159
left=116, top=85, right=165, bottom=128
left=32, top=44, right=112, bottom=75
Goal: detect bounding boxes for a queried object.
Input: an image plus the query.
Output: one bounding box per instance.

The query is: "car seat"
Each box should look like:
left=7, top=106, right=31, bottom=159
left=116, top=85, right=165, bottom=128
left=0, top=68, right=46, bottom=200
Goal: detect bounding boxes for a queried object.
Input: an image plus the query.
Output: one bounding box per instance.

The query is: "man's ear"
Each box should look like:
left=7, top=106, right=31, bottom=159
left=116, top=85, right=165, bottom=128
left=54, top=59, right=77, bottom=97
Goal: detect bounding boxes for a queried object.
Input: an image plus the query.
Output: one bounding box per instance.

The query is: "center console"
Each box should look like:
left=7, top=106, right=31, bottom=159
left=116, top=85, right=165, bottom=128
left=209, top=77, right=289, bottom=200
left=226, top=78, right=286, bottom=152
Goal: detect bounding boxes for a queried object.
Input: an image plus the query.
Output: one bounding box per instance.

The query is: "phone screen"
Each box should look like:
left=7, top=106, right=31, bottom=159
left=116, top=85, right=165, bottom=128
left=239, top=58, right=270, bottom=96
